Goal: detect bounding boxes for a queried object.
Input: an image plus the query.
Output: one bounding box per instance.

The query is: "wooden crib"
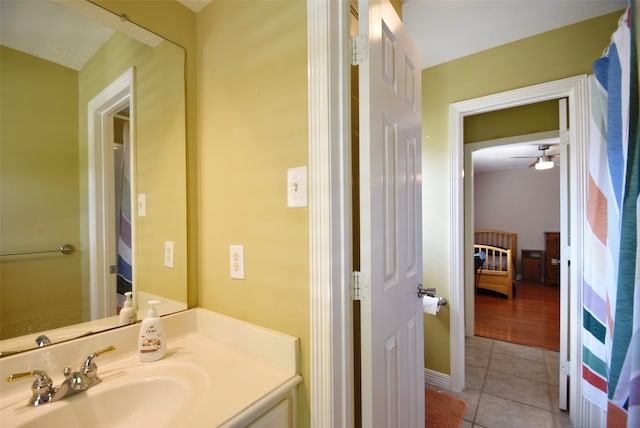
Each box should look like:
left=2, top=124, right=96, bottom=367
left=474, top=230, right=518, bottom=299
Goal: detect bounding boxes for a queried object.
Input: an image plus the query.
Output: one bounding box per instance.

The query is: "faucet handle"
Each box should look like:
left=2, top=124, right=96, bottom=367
left=5, top=370, right=54, bottom=406
left=81, top=345, right=116, bottom=385
left=82, top=345, right=116, bottom=369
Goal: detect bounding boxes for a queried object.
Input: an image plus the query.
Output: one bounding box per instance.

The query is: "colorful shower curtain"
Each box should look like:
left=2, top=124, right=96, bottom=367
left=116, top=122, right=133, bottom=299
left=582, top=4, right=639, bottom=427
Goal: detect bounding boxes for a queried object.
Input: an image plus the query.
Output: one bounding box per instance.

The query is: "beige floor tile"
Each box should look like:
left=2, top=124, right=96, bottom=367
left=460, top=420, right=473, bottom=428
left=448, top=387, right=480, bottom=423
left=484, top=371, right=551, bottom=410
left=544, top=349, right=559, bottom=363
left=465, top=364, right=487, bottom=390
left=492, top=340, right=544, bottom=361
left=545, top=358, right=560, bottom=386
left=475, top=393, right=554, bottom=428
left=466, top=336, right=494, bottom=351
left=553, top=410, right=575, bottom=427
left=488, top=351, right=547, bottom=383
left=466, top=345, right=492, bottom=369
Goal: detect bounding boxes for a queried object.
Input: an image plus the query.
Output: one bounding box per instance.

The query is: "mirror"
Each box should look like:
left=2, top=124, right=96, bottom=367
left=0, top=0, right=188, bottom=356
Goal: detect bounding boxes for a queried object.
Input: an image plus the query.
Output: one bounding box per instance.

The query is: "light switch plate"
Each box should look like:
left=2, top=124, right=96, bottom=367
left=230, top=245, right=245, bottom=279
left=138, top=193, right=146, bottom=217
left=287, top=166, right=307, bottom=208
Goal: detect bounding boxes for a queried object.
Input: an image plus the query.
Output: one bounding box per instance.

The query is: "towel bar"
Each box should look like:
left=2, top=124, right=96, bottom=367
left=0, top=244, right=74, bottom=257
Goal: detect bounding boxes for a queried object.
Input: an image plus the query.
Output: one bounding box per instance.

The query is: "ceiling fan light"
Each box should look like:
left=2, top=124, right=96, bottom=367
left=535, top=159, right=554, bottom=170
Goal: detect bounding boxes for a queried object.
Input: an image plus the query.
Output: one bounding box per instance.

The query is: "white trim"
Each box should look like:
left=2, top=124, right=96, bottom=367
left=87, top=68, right=135, bottom=320
left=424, top=369, right=451, bottom=391
left=308, top=1, right=353, bottom=427
left=449, top=75, right=589, bottom=427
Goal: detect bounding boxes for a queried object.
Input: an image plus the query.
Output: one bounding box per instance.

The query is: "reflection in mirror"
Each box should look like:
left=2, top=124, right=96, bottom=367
left=0, top=0, right=187, bottom=356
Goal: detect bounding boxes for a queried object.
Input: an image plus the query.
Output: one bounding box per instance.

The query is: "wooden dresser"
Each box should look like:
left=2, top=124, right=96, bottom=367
left=522, top=249, right=544, bottom=282
left=545, top=232, right=560, bottom=286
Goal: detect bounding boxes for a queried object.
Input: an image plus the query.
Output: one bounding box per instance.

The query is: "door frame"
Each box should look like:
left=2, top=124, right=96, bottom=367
left=307, top=1, right=354, bottom=426
left=449, top=75, right=589, bottom=426
left=87, top=68, right=135, bottom=320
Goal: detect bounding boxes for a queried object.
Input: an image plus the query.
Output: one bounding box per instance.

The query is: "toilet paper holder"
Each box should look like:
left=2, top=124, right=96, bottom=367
left=417, top=285, right=448, bottom=307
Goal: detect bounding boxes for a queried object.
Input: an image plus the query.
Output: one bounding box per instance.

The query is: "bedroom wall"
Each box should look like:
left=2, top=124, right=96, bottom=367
left=474, top=166, right=561, bottom=273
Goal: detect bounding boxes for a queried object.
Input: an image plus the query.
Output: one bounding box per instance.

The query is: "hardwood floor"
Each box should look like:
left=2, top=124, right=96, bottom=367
left=474, top=281, right=560, bottom=351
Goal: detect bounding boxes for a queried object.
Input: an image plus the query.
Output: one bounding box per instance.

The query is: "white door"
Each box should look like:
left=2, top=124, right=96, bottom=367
left=558, top=98, right=569, bottom=410
left=358, top=0, right=424, bottom=426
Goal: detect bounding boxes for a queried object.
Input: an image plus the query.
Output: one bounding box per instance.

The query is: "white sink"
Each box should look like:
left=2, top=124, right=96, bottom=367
left=2, top=361, right=208, bottom=428
left=0, top=309, right=301, bottom=428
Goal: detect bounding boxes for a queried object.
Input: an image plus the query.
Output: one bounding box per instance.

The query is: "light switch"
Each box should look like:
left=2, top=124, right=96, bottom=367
left=138, top=193, right=146, bottom=217
left=287, top=166, right=307, bottom=208
left=230, top=245, right=245, bottom=279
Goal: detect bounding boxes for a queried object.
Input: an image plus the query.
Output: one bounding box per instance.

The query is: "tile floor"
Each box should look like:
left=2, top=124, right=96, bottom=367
left=427, top=336, right=574, bottom=428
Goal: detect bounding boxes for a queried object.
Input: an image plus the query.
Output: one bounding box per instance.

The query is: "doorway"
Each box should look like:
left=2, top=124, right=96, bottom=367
left=467, top=131, right=561, bottom=352
left=449, top=76, right=589, bottom=426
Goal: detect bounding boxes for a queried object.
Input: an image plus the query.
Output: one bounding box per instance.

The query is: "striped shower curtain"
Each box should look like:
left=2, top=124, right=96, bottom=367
left=116, top=122, right=133, bottom=300
left=582, top=4, right=639, bottom=427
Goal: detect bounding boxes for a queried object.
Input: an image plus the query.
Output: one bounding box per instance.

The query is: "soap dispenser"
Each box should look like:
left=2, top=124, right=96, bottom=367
left=138, top=300, right=166, bottom=362
left=118, top=291, right=136, bottom=326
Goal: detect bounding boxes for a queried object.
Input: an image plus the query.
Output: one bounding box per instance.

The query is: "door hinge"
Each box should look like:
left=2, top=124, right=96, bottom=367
left=351, top=271, right=370, bottom=300
left=110, top=265, right=117, bottom=274
left=351, top=34, right=368, bottom=66
left=560, top=360, right=571, bottom=376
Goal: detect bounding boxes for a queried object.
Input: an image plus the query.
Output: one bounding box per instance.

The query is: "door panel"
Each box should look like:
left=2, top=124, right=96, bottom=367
left=358, top=0, right=423, bottom=426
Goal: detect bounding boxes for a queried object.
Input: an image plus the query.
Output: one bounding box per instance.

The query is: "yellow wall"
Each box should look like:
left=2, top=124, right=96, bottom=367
left=97, top=0, right=311, bottom=425
left=421, top=10, right=625, bottom=374
left=196, top=0, right=310, bottom=423
left=0, top=46, right=82, bottom=338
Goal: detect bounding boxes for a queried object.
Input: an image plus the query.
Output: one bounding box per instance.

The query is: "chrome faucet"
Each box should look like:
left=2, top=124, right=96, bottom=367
left=5, top=345, right=116, bottom=406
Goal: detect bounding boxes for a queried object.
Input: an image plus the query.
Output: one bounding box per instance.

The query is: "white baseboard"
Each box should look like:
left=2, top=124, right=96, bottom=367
left=424, top=368, right=451, bottom=390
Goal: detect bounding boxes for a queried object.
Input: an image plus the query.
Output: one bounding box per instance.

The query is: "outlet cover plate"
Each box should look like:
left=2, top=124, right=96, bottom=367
left=230, top=245, right=245, bottom=279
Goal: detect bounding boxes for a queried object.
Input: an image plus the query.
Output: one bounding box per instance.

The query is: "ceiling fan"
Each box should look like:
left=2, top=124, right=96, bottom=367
left=512, top=144, right=560, bottom=170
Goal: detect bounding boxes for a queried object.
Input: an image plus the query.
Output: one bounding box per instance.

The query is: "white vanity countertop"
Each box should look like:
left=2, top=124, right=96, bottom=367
left=0, top=309, right=301, bottom=428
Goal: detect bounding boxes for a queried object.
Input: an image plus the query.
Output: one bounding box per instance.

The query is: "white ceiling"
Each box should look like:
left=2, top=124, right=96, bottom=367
left=403, top=0, right=627, bottom=69
left=472, top=138, right=561, bottom=173
left=0, top=1, right=114, bottom=70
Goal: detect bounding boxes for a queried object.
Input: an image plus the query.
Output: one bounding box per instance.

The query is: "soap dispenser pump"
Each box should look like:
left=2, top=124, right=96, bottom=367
left=118, top=291, right=136, bottom=326
left=138, top=300, right=166, bottom=362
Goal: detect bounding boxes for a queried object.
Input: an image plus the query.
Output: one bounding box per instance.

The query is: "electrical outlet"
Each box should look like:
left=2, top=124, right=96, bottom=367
left=164, top=241, right=174, bottom=268
left=230, top=245, right=245, bottom=279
